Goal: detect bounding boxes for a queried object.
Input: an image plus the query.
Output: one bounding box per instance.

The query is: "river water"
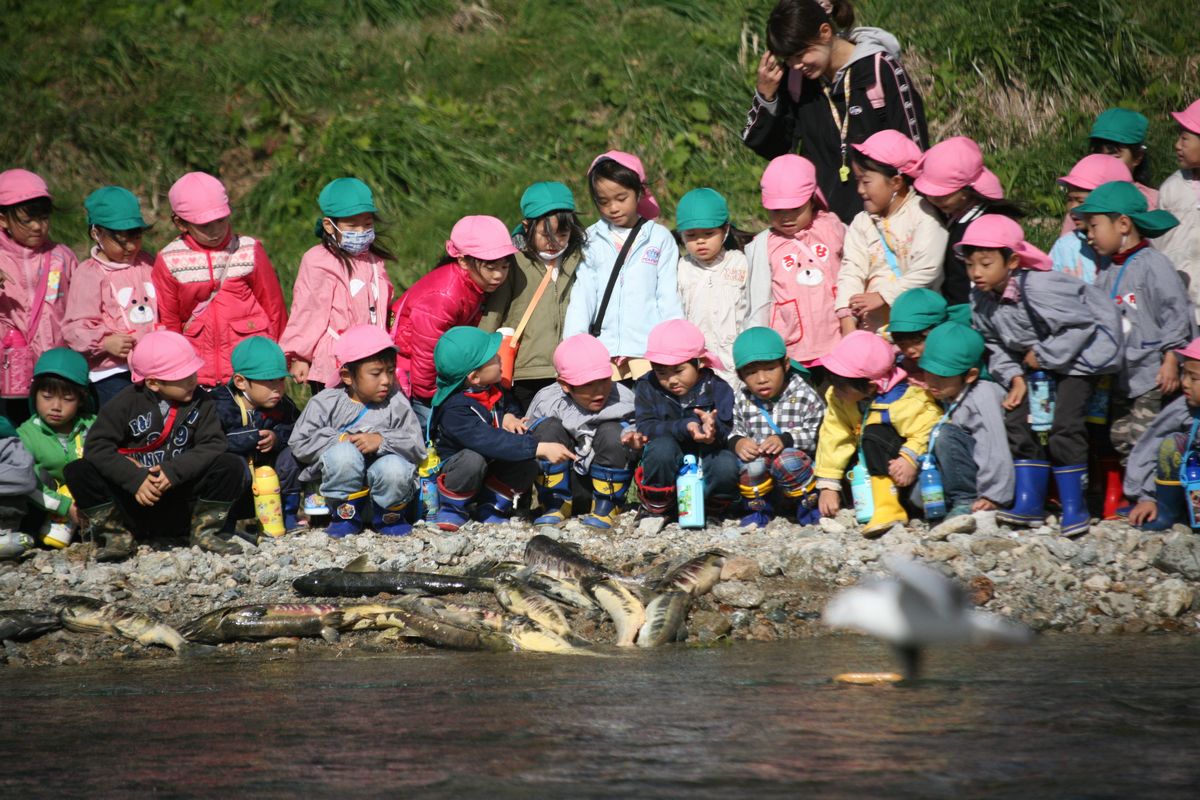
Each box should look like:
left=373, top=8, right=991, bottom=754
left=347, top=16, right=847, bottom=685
left=3, top=636, right=1199, bottom=798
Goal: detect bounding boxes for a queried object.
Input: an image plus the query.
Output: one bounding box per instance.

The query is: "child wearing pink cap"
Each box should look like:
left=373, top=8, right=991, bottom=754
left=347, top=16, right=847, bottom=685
left=391, top=214, right=517, bottom=427
left=562, top=151, right=682, bottom=379
left=0, top=169, right=78, bottom=423
left=153, top=171, right=288, bottom=388
left=523, top=334, right=643, bottom=528
left=633, top=319, right=739, bottom=521
left=1157, top=99, right=1200, bottom=318
left=837, top=130, right=948, bottom=333
left=813, top=330, right=940, bottom=537
left=1049, top=154, right=1132, bottom=283
left=63, top=331, right=247, bottom=561
left=747, top=154, right=847, bottom=366
left=963, top=215, right=1123, bottom=537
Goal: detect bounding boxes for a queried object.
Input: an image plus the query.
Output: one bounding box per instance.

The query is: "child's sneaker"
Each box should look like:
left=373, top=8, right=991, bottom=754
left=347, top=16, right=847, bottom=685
left=303, top=493, right=330, bottom=517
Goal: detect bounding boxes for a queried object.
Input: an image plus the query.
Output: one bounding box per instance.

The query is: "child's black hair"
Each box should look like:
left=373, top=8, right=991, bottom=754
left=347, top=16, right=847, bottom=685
left=851, top=151, right=913, bottom=186
left=672, top=224, right=756, bottom=254
left=1089, top=138, right=1152, bottom=185
left=588, top=158, right=643, bottom=204
left=958, top=245, right=1016, bottom=262
left=767, top=0, right=855, bottom=59
left=518, top=210, right=587, bottom=263
left=92, top=223, right=149, bottom=239
left=344, top=349, right=397, bottom=378
left=828, top=372, right=872, bottom=395
left=318, top=215, right=397, bottom=275
left=31, top=373, right=87, bottom=405
left=890, top=329, right=929, bottom=347
left=1, top=197, right=54, bottom=222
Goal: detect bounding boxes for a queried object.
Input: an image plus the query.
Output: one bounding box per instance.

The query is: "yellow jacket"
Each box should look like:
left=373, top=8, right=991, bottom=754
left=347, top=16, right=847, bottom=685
left=814, top=382, right=942, bottom=487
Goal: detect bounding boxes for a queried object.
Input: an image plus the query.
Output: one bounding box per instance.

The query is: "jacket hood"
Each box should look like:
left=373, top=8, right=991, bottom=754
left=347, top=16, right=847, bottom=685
left=835, top=27, right=901, bottom=82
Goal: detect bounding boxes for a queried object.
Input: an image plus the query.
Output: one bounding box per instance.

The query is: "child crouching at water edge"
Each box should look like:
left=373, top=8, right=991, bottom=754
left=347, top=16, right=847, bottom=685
left=289, top=326, right=425, bottom=538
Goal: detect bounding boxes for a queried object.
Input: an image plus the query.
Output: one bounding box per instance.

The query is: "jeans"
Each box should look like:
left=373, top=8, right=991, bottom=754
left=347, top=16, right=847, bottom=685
left=318, top=440, right=416, bottom=507
left=639, top=437, right=739, bottom=500
left=932, top=423, right=979, bottom=508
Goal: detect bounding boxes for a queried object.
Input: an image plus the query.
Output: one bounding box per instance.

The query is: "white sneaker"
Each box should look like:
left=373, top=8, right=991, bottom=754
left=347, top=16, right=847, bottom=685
left=303, top=493, right=330, bottom=516
left=42, top=519, right=75, bottom=549
left=0, top=530, right=34, bottom=559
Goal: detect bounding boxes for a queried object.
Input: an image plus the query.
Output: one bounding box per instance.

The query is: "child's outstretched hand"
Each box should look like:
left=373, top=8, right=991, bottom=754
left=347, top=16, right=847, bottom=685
left=536, top=442, right=578, bottom=465
left=848, top=292, right=886, bottom=318
left=502, top=413, right=527, bottom=434
left=1002, top=375, right=1027, bottom=411
left=1127, top=499, right=1157, bottom=526
left=257, top=429, right=277, bottom=453
left=756, top=51, right=784, bottom=102
left=620, top=428, right=648, bottom=450
left=146, top=464, right=172, bottom=492
left=819, top=488, right=841, bottom=518
left=688, top=409, right=717, bottom=444
left=888, top=456, right=917, bottom=487
left=348, top=432, right=383, bottom=455
left=734, top=437, right=760, bottom=461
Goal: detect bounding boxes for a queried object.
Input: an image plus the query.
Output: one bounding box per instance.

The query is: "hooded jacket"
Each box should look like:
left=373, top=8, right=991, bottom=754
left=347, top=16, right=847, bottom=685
left=0, top=232, right=77, bottom=360
left=524, top=381, right=635, bottom=472
left=0, top=421, right=35, bottom=497
left=210, top=384, right=299, bottom=459
left=633, top=369, right=735, bottom=456
left=289, top=386, right=426, bottom=481
left=17, top=413, right=95, bottom=515
left=480, top=251, right=578, bottom=382
left=1124, top=394, right=1196, bottom=503
left=61, top=248, right=158, bottom=377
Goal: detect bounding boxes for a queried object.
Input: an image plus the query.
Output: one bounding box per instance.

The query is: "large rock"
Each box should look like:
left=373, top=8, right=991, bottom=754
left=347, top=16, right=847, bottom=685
left=1148, top=578, right=1195, bottom=618
left=929, top=515, right=976, bottom=541
left=720, top=555, right=761, bottom=581
left=712, top=580, right=765, bottom=609
left=691, top=610, right=732, bottom=642
left=1152, top=533, right=1200, bottom=580
left=1097, top=592, right=1137, bottom=618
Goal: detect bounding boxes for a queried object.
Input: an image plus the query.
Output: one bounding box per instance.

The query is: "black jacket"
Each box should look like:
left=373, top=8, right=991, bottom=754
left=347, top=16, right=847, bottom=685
left=433, top=388, right=537, bottom=463
left=634, top=369, right=735, bottom=456
left=211, top=384, right=298, bottom=458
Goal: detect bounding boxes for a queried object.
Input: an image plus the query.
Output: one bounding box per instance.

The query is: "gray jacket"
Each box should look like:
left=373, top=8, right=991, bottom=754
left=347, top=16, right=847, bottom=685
left=0, top=436, right=35, bottom=495
left=1124, top=394, right=1196, bottom=503
left=525, top=383, right=635, bottom=473
left=290, top=387, right=426, bottom=481
left=939, top=380, right=1014, bottom=506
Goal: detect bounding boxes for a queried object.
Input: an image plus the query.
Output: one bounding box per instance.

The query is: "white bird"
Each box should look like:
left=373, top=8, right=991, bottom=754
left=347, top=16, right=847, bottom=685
left=822, top=556, right=1032, bottom=679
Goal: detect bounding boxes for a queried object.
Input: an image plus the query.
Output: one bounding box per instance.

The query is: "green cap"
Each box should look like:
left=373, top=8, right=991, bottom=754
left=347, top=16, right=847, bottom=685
left=34, top=348, right=89, bottom=386
left=318, top=178, right=377, bottom=219
left=432, top=326, right=503, bottom=407
left=676, top=188, right=730, bottom=231
left=231, top=336, right=289, bottom=380
left=947, top=303, right=972, bottom=326
left=889, top=288, right=948, bottom=334
left=520, top=182, right=575, bottom=220
left=84, top=186, right=147, bottom=230
left=1073, top=181, right=1180, bottom=238
left=731, top=326, right=808, bottom=374
left=0, top=415, right=15, bottom=439
left=1089, top=108, right=1149, bottom=145
left=920, top=322, right=985, bottom=377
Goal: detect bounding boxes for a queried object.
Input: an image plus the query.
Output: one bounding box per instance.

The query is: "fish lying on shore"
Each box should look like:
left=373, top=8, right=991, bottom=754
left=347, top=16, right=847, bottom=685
left=373, top=606, right=512, bottom=652
left=52, top=595, right=213, bottom=657
left=636, top=591, right=691, bottom=648
left=523, top=535, right=614, bottom=581
left=493, top=575, right=572, bottom=637
left=657, top=551, right=727, bottom=597
left=468, top=559, right=600, bottom=610
left=389, top=596, right=506, bottom=632
left=0, top=609, right=62, bottom=642
left=181, top=603, right=348, bottom=644
left=584, top=577, right=646, bottom=647
left=292, top=555, right=495, bottom=598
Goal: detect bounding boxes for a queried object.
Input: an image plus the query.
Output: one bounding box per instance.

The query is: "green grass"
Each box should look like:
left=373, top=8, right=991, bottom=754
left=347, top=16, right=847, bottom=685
left=1, top=0, right=1195, bottom=295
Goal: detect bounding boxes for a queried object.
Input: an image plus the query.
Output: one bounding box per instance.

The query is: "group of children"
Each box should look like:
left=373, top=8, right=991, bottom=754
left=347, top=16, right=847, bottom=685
left=2, top=95, right=1200, bottom=560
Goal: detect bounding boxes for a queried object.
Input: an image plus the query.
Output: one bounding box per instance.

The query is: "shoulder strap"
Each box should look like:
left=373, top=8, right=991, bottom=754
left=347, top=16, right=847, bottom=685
left=25, top=253, right=53, bottom=338
left=589, top=218, right=647, bottom=337
left=1017, top=270, right=1052, bottom=341
left=512, top=265, right=556, bottom=346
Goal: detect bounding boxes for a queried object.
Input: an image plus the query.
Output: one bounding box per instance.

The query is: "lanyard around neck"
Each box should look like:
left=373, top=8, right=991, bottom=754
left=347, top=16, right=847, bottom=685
left=823, top=70, right=852, bottom=183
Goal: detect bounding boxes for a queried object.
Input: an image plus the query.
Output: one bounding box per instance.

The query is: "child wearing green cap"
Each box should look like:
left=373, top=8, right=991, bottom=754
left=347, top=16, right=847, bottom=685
left=212, top=336, right=302, bottom=534
left=918, top=322, right=1014, bottom=517
left=62, top=186, right=157, bottom=408
left=728, top=327, right=824, bottom=526
left=1087, top=109, right=1157, bottom=204
left=887, top=287, right=971, bottom=386
left=15, top=349, right=96, bottom=548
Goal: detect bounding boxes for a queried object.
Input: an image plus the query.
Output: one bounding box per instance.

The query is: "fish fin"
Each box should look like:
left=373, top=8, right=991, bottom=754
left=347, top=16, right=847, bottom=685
left=179, top=642, right=218, bottom=658
left=343, top=554, right=375, bottom=573
left=464, top=560, right=499, bottom=576
left=320, top=626, right=341, bottom=643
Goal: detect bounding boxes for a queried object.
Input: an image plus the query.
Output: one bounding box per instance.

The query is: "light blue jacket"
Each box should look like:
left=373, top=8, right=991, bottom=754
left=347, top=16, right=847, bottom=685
left=1049, top=230, right=1104, bottom=285
left=563, top=219, right=683, bottom=357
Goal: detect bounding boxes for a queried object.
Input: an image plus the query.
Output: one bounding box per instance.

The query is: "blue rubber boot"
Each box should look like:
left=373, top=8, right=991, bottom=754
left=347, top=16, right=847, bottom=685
left=282, top=493, right=303, bottom=532
left=533, top=460, right=573, bottom=525
left=475, top=477, right=520, bottom=524
left=1053, top=464, right=1091, bottom=537
left=739, top=473, right=774, bottom=528
left=372, top=500, right=413, bottom=536
left=1140, top=479, right=1187, bottom=532
left=794, top=493, right=822, bottom=526
left=996, top=460, right=1050, bottom=527
left=326, top=490, right=369, bottom=538
left=434, top=476, right=472, bottom=532
left=582, top=465, right=632, bottom=529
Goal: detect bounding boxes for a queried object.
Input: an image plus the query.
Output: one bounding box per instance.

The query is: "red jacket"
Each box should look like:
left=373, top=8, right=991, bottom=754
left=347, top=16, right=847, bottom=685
left=390, top=262, right=485, bottom=402
left=152, top=232, right=288, bottom=386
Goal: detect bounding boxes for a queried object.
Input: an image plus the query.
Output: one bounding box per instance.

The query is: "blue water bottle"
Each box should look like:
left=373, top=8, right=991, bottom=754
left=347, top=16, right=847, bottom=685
left=1027, top=370, right=1056, bottom=432
left=1182, top=452, right=1200, bottom=528
left=848, top=458, right=873, bottom=524
left=1084, top=375, right=1111, bottom=425
left=919, top=454, right=947, bottom=520
left=677, top=455, right=706, bottom=529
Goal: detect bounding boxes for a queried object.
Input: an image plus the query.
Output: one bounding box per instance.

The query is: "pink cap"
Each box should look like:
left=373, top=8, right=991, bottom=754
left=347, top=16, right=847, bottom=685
left=1177, top=337, right=1200, bottom=361
left=760, top=154, right=827, bottom=210
left=642, top=319, right=726, bottom=371
left=955, top=214, right=1051, bottom=271
left=128, top=331, right=205, bottom=383
left=168, top=172, right=232, bottom=225
left=819, top=330, right=906, bottom=393
left=589, top=150, right=661, bottom=220
left=851, top=130, right=923, bottom=177
left=445, top=215, right=519, bottom=261
left=331, top=325, right=396, bottom=382
left=0, top=169, right=51, bottom=206
left=554, top=334, right=613, bottom=385
left=1058, top=154, right=1132, bottom=191
left=914, top=137, right=1004, bottom=200
left=1171, top=99, right=1200, bottom=136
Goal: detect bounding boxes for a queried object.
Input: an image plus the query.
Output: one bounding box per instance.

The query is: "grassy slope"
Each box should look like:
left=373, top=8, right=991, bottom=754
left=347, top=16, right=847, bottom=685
left=0, top=0, right=1196, bottom=296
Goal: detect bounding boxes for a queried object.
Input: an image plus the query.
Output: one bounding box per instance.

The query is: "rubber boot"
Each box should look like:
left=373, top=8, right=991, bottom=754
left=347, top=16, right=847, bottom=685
left=1098, top=456, right=1125, bottom=520
left=996, top=460, right=1051, bottom=527
left=434, top=476, right=472, bottom=532
left=1053, top=464, right=1092, bottom=538
left=634, top=466, right=674, bottom=519
left=1140, top=479, right=1187, bottom=532
left=0, top=530, right=35, bottom=559
left=326, top=489, right=370, bottom=538
left=861, top=476, right=907, bottom=538
left=372, top=500, right=412, bottom=536
left=739, top=473, right=774, bottom=528
left=582, top=465, right=632, bottom=529
left=533, top=459, right=573, bottom=525
left=189, top=499, right=243, bottom=555
left=85, top=502, right=136, bottom=563
left=282, top=493, right=305, bottom=532
left=475, top=477, right=521, bottom=524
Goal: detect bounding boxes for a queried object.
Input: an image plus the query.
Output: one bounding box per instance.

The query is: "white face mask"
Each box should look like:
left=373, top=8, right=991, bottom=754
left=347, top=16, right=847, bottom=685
left=537, top=245, right=567, bottom=263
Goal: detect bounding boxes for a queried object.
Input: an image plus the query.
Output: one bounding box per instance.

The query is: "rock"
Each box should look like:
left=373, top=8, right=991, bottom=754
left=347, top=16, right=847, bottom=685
left=637, top=517, right=666, bottom=536
left=152, top=599, right=172, bottom=614
left=970, top=537, right=1018, bottom=557
left=747, top=622, right=777, bottom=641
left=434, top=534, right=469, bottom=558
left=967, top=575, right=994, bottom=606
left=926, top=542, right=961, bottom=562
left=255, top=570, right=278, bottom=587
left=1046, top=537, right=1080, bottom=561
left=691, top=610, right=732, bottom=642
left=1151, top=533, right=1200, bottom=580
left=1148, top=578, right=1195, bottom=618
left=712, top=581, right=765, bottom=608
left=720, top=555, right=760, bottom=581
left=973, top=511, right=1000, bottom=536
left=1083, top=574, right=1112, bottom=592
left=1097, top=592, right=1136, bottom=618
left=929, top=515, right=976, bottom=541
left=818, top=517, right=847, bottom=536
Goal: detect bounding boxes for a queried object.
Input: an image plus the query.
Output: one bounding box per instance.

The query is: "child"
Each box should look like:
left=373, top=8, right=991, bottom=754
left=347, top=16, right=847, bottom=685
left=1086, top=109, right=1158, bottom=210
left=282, top=178, right=395, bottom=392
left=211, top=337, right=302, bottom=534
left=0, top=169, right=78, bottom=422
left=481, top=182, right=585, bottom=411
left=918, top=321, right=1014, bottom=517
left=813, top=330, right=940, bottom=537
left=914, top=136, right=1023, bottom=305
left=524, top=334, right=643, bottom=528
left=837, top=130, right=948, bottom=333
left=633, top=319, right=739, bottom=519
left=563, top=151, right=683, bottom=380
left=63, top=331, right=247, bottom=560
left=729, top=327, right=824, bottom=526
left=153, top=171, right=288, bottom=388
left=1157, top=99, right=1200, bottom=318
left=963, top=215, right=1123, bottom=536
left=16, top=349, right=95, bottom=549
left=392, top=215, right=518, bottom=427
left=746, top=154, right=846, bottom=367
left=1049, top=155, right=1132, bottom=283
left=62, top=186, right=158, bottom=407
left=430, top=326, right=575, bottom=532
left=887, top=287, right=971, bottom=386
left=0, top=415, right=35, bottom=559
left=289, top=326, right=425, bottom=537
left=675, top=187, right=768, bottom=386
left=1125, top=337, right=1200, bottom=530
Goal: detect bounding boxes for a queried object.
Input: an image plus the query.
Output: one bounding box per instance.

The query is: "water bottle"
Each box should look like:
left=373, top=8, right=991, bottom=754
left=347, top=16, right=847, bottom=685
left=919, top=454, right=947, bottom=520
left=1084, top=375, right=1112, bottom=425
left=418, top=444, right=442, bottom=521
left=848, top=460, right=873, bottom=524
left=1027, top=370, right=1056, bottom=433
left=252, top=465, right=286, bottom=537
left=1182, top=452, right=1200, bottom=528
left=677, top=455, right=706, bottom=529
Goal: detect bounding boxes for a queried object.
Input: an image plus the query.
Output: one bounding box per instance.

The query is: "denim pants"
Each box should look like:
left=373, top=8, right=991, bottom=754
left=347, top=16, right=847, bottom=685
left=640, top=437, right=739, bottom=500
left=932, top=423, right=979, bottom=508
left=319, top=440, right=416, bottom=508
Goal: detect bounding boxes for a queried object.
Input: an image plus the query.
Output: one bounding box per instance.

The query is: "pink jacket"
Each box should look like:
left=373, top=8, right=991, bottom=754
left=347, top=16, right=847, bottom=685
left=62, top=249, right=159, bottom=374
left=0, top=232, right=76, bottom=359
left=152, top=232, right=288, bottom=386
left=390, top=262, right=485, bottom=402
left=747, top=210, right=847, bottom=363
left=280, top=245, right=395, bottom=388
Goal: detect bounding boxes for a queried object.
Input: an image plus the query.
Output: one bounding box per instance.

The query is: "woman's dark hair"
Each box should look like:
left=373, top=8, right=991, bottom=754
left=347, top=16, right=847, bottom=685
left=588, top=159, right=643, bottom=204
left=0, top=197, right=54, bottom=222
left=851, top=151, right=913, bottom=186
left=829, top=372, right=871, bottom=395
left=672, top=224, right=756, bottom=253
left=31, top=373, right=87, bottom=404
left=1089, top=138, right=1152, bottom=185
left=344, top=349, right=397, bottom=378
left=519, top=210, right=587, bottom=263
left=319, top=215, right=397, bottom=275
left=767, top=0, right=855, bottom=58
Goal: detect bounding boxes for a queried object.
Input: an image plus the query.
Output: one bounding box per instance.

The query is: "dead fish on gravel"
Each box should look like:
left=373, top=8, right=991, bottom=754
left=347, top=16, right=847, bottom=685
left=52, top=595, right=213, bottom=657
left=392, top=596, right=506, bottom=632
left=465, top=560, right=527, bottom=577
left=584, top=577, right=646, bottom=647
left=373, top=606, right=511, bottom=652
left=657, top=550, right=728, bottom=597
left=521, top=571, right=599, bottom=611
left=502, top=615, right=586, bottom=654
left=493, top=575, right=571, bottom=637
left=523, top=535, right=614, bottom=581
left=180, top=603, right=350, bottom=644
left=291, top=555, right=495, bottom=598
left=636, top=591, right=691, bottom=648
left=0, top=609, right=62, bottom=642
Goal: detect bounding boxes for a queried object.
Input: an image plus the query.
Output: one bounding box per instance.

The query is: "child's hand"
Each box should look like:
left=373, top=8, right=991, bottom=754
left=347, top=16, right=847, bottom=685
left=849, top=292, right=886, bottom=318
left=690, top=409, right=717, bottom=444
left=888, top=456, right=917, bottom=487
left=134, top=473, right=163, bottom=507
left=146, top=464, right=172, bottom=492
left=734, top=437, right=760, bottom=461
left=502, top=413, right=527, bottom=434
left=819, top=488, right=841, bottom=518
left=1157, top=351, right=1180, bottom=395
left=290, top=360, right=310, bottom=384
left=68, top=504, right=84, bottom=526
left=756, top=50, right=784, bottom=102
left=1002, top=376, right=1027, bottom=411
left=348, top=432, right=383, bottom=454
left=1127, top=499, right=1158, bottom=526
left=759, top=434, right=785, bottom=457
left=972, top=498, right=999, bottom=512
left=1023, top=350, right=1041, bottom=370
left=620, top=428, right=648, bottom=450
left=257, top=429, right=278, bottom=453
left=536, top=442, right=578, bottom=465
left=103, top=333, right=136, bottom=358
